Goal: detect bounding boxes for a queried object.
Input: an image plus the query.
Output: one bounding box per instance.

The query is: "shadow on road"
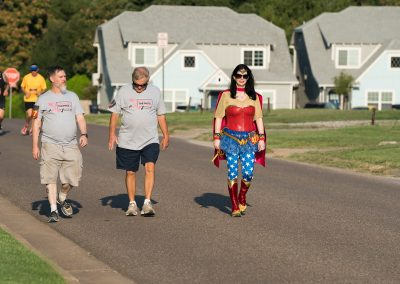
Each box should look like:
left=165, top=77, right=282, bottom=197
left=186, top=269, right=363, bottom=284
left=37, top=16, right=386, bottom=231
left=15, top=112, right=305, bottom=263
left=100, top=194, right=158, bottom=211
left=194, top=193, right=232, bottom=215
left=32, top=199, right=82, bottom=217
left=0, top=130, right=10, bottom=136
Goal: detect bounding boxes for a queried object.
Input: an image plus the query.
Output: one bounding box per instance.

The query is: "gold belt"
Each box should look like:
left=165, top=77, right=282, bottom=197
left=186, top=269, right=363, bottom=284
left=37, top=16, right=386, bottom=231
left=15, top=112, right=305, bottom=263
left=222, top=131, right=249, bottom=145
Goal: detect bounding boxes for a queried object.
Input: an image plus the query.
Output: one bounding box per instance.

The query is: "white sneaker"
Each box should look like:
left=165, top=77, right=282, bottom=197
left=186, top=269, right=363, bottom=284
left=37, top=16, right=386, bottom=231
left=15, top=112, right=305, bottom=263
left=126, top=202, right=138, bottom=216
left=141, top=201, right=155, bottom=216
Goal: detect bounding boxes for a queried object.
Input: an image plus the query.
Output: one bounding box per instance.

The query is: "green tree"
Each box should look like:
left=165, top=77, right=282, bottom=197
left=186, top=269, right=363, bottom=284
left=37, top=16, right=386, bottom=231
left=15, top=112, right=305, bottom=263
left=30, top=0, right=132, bottom=76
left=30, top=18, right=76, bottom=76
left=0, top=0, right=49, bottom=70
left=67, top=0, right=132, bottom=74
left=334, top=71, right=354, bottom=110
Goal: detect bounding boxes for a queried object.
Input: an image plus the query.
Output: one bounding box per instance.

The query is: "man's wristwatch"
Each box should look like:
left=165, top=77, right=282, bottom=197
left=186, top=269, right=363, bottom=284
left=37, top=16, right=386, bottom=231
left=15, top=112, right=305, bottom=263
left=80, top=133, right=88, bottom=138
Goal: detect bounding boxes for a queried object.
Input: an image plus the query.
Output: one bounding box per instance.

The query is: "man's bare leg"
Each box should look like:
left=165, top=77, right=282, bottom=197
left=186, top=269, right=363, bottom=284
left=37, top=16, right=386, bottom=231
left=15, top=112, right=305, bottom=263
left=125, top=171, right=138, bottom=216
left=144, top=163, right=155, bottom=200
left=47, top=183, right=58, bottom=212
left=141, top=163, right=156, bottom=216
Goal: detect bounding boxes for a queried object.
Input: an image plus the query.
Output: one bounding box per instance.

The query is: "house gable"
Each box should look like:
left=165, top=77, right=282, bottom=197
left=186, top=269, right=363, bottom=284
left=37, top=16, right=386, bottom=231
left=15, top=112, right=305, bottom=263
left=351, top=39, right=400, bottom=110
left=199, top=70, right=231, bottom=91
left=150, top=47, right=220, bottom=111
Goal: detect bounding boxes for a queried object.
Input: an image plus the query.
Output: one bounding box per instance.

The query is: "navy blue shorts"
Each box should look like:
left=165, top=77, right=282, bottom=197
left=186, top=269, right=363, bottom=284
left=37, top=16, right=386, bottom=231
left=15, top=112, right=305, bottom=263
left=116, top=143, right=160, bottom=172
left=25, top=102, right=35, bottom=111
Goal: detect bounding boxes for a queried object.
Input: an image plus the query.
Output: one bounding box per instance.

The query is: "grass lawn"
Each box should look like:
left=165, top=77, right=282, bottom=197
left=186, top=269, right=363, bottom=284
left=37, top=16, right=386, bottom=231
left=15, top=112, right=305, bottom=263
left=86, top=109, right=400, bottom=129
left=262, top=108, right=399, bottom=123
left=0, top=228, right=65, bottom=284
left=268, top=125, right=400, bottom=176
left=85, top=109, right=400, bottom=176
left=268, top=124, right=400, bottom=148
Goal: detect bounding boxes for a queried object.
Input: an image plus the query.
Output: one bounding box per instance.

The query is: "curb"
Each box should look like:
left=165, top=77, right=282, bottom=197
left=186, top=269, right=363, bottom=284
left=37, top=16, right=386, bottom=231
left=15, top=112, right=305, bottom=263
left=0, top=194, right=134, bottom=284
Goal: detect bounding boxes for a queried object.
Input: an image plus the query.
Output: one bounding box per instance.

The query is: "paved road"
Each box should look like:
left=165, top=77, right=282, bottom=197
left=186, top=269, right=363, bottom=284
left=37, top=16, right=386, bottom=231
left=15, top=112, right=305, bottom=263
left=1, top=119, right=400, bottom=283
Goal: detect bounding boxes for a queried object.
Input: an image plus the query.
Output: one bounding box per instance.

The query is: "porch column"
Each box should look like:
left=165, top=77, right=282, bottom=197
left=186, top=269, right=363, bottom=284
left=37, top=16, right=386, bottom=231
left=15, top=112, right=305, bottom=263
left=340, top=95, right=344, bottom=110
left=319, top=87, right=325, bottom=103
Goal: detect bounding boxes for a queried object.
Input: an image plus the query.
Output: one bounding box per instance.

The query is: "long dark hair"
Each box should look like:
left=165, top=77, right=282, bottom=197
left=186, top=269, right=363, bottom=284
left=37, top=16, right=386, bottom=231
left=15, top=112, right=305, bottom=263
left=229, top=64, right=256, bottom=100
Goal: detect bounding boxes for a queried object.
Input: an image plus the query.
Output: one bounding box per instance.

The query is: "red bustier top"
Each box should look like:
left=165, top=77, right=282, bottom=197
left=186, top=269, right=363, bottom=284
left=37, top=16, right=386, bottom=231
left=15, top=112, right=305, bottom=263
left=225, top=105, right=256, bottom=132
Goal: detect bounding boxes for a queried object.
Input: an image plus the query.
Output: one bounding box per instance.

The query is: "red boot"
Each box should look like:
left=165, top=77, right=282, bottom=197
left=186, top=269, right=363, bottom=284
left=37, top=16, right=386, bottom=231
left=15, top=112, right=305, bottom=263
left=238, top=180, right=251, bottom=214
left=227, top=179, right=241, bottom=217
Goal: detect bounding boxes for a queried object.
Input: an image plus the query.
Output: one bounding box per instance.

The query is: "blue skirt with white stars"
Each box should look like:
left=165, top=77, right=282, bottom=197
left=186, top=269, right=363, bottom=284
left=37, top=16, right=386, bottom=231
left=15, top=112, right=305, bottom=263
left=220, top=128, right=257, bottom=156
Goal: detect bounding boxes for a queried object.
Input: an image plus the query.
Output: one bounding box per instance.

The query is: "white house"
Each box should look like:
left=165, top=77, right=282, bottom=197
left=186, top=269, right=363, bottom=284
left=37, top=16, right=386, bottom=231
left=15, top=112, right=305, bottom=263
left=93, top=5, right=297, bottom=111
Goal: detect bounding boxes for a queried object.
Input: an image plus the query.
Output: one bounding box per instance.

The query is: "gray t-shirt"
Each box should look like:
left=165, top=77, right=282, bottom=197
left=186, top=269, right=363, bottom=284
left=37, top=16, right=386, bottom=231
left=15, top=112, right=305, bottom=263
left=35, top=90, right=84, bottom=146
left=109, top=84, right=166, bottom=150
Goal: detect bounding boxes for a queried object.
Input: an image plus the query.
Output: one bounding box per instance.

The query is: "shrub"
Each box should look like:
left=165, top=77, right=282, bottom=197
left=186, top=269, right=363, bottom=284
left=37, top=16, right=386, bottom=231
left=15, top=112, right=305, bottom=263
left=66, top=74, right=91, bottom=99
left=5, top=92, right=25, bottom=118
left=82, top=85, right=97, bottom=101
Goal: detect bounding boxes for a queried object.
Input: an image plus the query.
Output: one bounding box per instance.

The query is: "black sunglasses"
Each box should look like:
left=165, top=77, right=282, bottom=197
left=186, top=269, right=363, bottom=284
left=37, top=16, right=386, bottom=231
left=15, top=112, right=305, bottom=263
left=133, top=82, right=148, bottom=88
left=234, top=73, right=249, bottom=79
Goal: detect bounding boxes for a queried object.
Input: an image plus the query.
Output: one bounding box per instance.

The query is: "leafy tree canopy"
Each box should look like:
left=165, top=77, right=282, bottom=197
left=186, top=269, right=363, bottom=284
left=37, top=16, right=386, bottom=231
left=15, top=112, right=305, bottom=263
left=1, top=0, right=399, bottom=78
left=334, top=72, right=354, bottom=96
left=0, top=0, right=49, bottom=70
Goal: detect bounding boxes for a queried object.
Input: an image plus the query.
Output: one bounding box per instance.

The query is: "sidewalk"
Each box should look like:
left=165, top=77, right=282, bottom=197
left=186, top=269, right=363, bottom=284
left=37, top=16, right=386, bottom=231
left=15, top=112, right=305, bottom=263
left=0, top=194, right=134, bottom=284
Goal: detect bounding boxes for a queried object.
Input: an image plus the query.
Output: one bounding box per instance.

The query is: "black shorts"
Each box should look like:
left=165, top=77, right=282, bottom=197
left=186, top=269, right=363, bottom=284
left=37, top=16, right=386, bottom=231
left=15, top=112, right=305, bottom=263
left=25, top=102, right=35, bottom=111
left=0, top=96, right=5, bottom=110
left=116, top=143, right=160, bottom=172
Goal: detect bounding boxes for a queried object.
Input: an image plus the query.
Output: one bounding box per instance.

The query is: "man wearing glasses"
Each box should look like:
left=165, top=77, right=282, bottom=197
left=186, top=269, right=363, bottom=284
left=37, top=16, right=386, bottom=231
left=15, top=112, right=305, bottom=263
left=108, top=67, right=169, bottom=217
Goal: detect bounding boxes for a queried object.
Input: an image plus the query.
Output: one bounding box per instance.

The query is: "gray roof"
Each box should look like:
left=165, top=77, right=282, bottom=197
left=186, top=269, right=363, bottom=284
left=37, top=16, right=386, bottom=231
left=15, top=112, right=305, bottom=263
left=96, top=14, right=134, bottom=84
left=386, top=38, right=400, bottom=49
left=318, top=7, right=400, bottom=45
left=177, top=40, right=200, bottom=50
left=116, top=5, right=279, bottom=45
left=96, top=5, right=296, bottom=84
left=294, top=6, right=400, bottom=85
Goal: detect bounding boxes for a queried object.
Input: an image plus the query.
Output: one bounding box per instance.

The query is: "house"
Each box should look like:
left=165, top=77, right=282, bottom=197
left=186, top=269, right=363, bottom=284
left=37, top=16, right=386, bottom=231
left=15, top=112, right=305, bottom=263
left=292, top=7, right=400, bottom=110
left=93, top=5, right=297, bottom=111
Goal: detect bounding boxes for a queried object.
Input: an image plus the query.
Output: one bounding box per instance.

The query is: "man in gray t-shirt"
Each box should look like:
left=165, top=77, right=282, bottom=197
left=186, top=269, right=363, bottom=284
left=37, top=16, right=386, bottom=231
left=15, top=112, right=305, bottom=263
left=108, top=66, right=169, bottom=217
left=35, top=90, right=84, bottom=145
left=32, top=65, right=88, bottom=223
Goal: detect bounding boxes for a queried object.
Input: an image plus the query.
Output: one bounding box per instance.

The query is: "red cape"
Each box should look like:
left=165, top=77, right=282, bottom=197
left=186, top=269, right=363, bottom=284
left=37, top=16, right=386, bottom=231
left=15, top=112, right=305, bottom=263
left=213, top=90, right=266, bottom=168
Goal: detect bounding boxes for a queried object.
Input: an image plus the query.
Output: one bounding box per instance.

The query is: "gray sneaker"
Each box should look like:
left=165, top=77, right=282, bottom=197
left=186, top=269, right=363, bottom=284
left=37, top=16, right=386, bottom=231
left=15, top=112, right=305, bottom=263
left=126, top=202, right=138, bottom=216
left=141, top=201, right=155, bottom=216
left=57, top=198, right=73, bottom=217
left=48, top=211, right=59, bottom=223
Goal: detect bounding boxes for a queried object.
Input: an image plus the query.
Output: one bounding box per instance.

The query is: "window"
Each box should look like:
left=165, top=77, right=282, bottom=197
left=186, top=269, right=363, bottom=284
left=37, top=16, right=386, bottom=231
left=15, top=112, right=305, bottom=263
left=254, top=51, right=263, bottom=66
left=244, top=51, right=253, bottom=66
left=337, top=48, right=360, bottom=68
left=164, top=90, right=188, bottom=112
left=391, top=56, right=400, bottom=68
left=242, top=49, right=266, bottom=68
left=367, top=92, right=379, bottom=110
left=133, top=47, right=157, bottom=66
left=184, top=56, right=195, bottom=68
left=381, top=92, right=393, bottom=110
left=367, top=91, right=393, bottom=110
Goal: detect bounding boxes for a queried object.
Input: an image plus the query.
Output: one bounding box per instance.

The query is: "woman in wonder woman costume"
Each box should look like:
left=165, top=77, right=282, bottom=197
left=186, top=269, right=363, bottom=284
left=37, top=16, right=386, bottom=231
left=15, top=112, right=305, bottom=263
left=213, top=64, right=266, bottom=217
